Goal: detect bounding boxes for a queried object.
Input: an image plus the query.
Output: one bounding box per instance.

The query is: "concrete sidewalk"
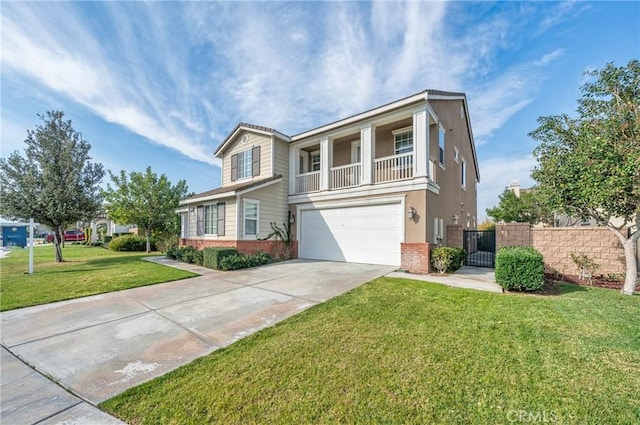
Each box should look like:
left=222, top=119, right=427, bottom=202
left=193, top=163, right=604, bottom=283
left=387, top=266, right=503, bottom=293
left=1, top=258, right=393, bottom=424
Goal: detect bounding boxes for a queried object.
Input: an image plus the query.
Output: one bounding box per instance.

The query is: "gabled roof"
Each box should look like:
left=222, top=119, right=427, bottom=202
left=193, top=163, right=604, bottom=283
left=179, top=174, right=283, bottom=205
left=213, top=122, right=290, bottom=158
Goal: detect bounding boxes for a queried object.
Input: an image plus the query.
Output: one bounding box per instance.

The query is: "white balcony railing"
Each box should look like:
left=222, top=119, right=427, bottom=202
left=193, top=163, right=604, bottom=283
left=373, top=153, right=414, bottom=183
left=295, top=171, right=320, bottom=193
left=331, top=163, right=361, bottom=189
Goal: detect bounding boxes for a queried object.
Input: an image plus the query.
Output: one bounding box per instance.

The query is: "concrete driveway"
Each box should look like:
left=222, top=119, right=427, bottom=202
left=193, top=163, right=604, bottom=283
left=1, top=259, right=394, bottom=424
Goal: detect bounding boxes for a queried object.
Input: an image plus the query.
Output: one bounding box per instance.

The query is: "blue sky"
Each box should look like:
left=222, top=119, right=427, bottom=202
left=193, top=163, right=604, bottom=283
left=1, top=1, right=638, bottom=219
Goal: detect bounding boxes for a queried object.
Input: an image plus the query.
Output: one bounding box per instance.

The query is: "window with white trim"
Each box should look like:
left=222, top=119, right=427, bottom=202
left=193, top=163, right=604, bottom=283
left=393, top=128, right=413, bottom=155
left=438, top=125, right=446, bottom=166
left=204, top=204, right=217, bottom=235
left=244, top=199, right=259, bottom=237
left=461, top=158, right=467, bottom=188
left=311, top=151, right=320, bottom=172
left=237, top=148, right=253, bottom=179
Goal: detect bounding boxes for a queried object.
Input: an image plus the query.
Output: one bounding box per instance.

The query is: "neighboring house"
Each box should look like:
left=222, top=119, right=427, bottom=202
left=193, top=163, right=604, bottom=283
left=89, top=211, right=134, bottom=242
left=178, top=89, right=480, bottom=269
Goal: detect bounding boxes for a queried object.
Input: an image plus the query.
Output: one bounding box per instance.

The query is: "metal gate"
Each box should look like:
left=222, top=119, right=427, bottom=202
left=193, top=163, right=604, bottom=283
left=463, top=230, right=496, bottom=268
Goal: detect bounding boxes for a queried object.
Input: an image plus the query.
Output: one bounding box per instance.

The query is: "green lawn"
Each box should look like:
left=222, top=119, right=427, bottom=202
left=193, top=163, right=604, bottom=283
left=101, top=277, right=640, bottom=425
left=0, top=245, right=197, bottom=311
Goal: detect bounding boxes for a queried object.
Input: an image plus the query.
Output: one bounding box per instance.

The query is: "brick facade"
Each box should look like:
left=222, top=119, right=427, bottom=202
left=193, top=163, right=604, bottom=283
left=401, top=242, right=431, bottom=274
left=179, top=239, right=298, bottom=259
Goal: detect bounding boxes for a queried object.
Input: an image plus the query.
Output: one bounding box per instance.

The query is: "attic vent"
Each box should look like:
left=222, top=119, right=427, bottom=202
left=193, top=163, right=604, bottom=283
left=241, top=134, right=249, bottom=144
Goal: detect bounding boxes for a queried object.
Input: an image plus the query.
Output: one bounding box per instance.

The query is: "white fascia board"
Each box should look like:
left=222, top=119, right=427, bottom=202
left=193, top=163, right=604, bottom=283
left=176, top=207, right=189, bottom=213
left=215, top=127, right=291, bottom=158
left=291, top=92, right=429, bottom=142
left=180, top=191, right=236, bottom=205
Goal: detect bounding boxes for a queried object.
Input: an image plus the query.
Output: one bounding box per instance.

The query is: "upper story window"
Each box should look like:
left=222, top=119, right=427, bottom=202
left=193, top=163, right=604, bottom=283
left=231, top=146, right=260, bottom=181
left=311, top=151, right=320, bottom=172
left=393, top=127, right=413, bottom=155
left=438, top=125, right=446, bottom=166
left=237, top=148, right=252, bottom=179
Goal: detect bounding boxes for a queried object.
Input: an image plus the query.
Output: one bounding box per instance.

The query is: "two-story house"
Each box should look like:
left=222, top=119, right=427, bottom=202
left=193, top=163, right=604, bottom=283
left=178, top=89, right=479, bottom=272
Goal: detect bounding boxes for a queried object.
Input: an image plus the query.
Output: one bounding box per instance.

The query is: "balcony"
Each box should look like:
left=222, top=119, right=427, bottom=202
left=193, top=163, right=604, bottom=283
left=292, top=152, right=437, bottom=195
left=373, top=153, right=413, bottom=183
left=295, top=170, right=320, bottom=193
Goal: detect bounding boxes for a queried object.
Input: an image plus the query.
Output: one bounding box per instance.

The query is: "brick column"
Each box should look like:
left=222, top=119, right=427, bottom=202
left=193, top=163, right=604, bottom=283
left=401, top=242, right=431, bottom=274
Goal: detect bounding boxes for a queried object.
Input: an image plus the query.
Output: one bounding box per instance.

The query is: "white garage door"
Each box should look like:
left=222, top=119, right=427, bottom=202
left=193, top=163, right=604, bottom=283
left=299, top=202, right=403, bottom=266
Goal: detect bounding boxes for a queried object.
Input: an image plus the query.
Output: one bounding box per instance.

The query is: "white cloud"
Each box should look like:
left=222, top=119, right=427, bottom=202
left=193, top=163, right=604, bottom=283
left=1, top=2, right=218, bottom=166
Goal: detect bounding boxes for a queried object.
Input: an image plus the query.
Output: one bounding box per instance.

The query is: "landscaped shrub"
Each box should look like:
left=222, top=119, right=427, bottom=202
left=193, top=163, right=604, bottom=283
left=203, top=248, right=238, bottom=270
left=179, top=246, right=199, bottom=264
left=218, top=251, right=273, bottom=271
left=431, top=247, right=467, bottom=274
left=495, top=246, right=544, bottom=291
left=109, top=235, right=156, bottom=252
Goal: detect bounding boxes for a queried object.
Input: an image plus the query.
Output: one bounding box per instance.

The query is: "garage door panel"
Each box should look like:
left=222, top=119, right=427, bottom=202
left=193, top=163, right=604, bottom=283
left=300, top=203, right=402, bottom=266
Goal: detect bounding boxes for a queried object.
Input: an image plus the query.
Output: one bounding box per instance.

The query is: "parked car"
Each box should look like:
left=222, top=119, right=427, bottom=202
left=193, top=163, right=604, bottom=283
left=46, top=230, right=85, bottom=242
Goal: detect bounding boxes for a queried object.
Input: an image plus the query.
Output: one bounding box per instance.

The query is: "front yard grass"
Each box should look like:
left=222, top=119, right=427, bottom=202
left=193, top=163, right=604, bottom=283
left=101, top=277, right=640, bottom=424
left=0, top=245, right=197, bottom=311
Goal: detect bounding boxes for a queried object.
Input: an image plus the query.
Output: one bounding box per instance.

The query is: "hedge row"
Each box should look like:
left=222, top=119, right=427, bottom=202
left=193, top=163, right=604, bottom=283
left=167, top=246, right=273, bottom=271
left=108, top=235, right=156, bottom=252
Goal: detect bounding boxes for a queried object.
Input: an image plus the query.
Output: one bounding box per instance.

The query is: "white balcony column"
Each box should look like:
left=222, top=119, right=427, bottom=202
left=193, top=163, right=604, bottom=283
left=320, top=137, right=332, bottom=190
left=413, top=107, right=429, bottom=178
left=289, top=146, right=299, bottom=194
left=360, top=124, right=375, bottom=185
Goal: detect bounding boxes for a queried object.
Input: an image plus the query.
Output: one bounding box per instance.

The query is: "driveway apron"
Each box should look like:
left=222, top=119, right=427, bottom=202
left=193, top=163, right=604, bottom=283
left=1, top=259, right=394, bottom=422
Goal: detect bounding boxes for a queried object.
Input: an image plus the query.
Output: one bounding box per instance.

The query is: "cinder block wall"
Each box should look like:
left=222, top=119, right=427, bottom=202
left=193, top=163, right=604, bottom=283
left=493, top=224, right=627, bottom=275
left=530, top=227, right=626, bottom=275
left=496, top=223, right=531, bottom=249
left=446, top=225, right=465, bottom=249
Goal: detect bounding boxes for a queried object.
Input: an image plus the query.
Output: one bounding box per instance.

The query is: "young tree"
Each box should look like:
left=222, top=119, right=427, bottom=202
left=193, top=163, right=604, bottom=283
left=530, top=60, right=639, bottom=295
left=486, top=187, right=551, bottom=224
left=0, top=111, right=104, bottom=262
left=102, top=167, right=188, bottom=253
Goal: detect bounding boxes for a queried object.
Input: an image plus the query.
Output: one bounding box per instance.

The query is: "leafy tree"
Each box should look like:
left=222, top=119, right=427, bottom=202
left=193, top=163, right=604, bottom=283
left=102, top=167, right=188, bottom=253
left=486, top=187, right=551, bottom=225
left=530, top=60, right=639, bottom=295
left=477, top=219, right=496, bottom=231
left=0, top=111, right=104, bottom=262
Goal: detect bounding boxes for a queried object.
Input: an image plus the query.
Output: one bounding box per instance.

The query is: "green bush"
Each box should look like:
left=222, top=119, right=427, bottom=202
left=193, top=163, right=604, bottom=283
left=218, top=251, right=273, bottom=271
left=109, top=235, right=156, bottom=252
left=495, top=246, right=545, bottom=291
left=431, top=247, right=466, bottom=274
left=179, top=246, right=199, bottom=264
left=203, top=248, right=238, bottom=270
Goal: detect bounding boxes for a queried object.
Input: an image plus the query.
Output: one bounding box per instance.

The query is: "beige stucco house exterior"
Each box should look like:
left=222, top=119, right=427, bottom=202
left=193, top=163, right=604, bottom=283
left=178, top=89, right=480, bottom=272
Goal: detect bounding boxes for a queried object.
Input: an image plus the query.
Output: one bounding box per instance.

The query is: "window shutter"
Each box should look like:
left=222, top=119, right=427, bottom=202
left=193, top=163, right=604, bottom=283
left=252, top=146, right=260, bottom=176
left=217, top=203, right=225, bottom=236
left=231, top=153, right=238, bottom=181
left=196, top=206, right=204, bottom=236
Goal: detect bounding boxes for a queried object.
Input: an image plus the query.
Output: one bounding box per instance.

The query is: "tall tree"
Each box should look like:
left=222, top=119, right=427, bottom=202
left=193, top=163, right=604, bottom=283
left=530, top=60, right=639, bottom=295
left=0, top=111, right=105, bottom=262
left=102, top=167, right=188, bottom=253
left=486, top=187, right=551, bottom=225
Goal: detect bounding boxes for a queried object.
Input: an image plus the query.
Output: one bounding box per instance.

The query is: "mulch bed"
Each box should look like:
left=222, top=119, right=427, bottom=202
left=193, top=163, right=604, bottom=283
left=544, top=273, right=638, bottom=292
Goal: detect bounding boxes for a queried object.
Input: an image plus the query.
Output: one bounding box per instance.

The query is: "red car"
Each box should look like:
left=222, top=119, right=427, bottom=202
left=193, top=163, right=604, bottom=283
left=46, top=230, right=85, bottom=242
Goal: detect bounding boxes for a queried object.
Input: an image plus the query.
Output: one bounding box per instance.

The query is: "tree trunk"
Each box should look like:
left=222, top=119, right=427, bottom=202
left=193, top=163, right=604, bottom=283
left=146, top=228, right=151, bottom=253
left=610, top=226, right=638, bottom=295
left=53, top=227, right=64, bottom=262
